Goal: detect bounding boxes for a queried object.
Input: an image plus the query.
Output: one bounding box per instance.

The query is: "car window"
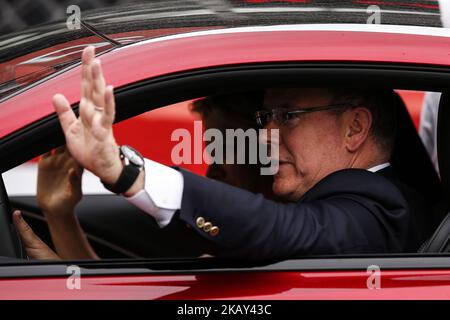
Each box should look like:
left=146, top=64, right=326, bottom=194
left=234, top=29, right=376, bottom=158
left=2, top=89, right=427, bottom=196
left=2, top=99, right=212, bottom=260
left=1, top=89, right=439, bottom=262
left=396, top=90, right=426, bottom=129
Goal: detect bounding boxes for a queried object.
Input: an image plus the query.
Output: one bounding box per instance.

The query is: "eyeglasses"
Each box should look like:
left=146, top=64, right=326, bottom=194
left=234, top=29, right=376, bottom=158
left=255, top=103, right=353, bottom=128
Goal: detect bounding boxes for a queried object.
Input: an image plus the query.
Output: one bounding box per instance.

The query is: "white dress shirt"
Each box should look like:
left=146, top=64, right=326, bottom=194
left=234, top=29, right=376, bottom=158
left=125, top=159, right=391, bottom=228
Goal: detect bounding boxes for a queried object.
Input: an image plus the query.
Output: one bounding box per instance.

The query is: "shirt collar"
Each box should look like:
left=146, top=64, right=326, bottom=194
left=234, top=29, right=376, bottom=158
left=367, top=162, right=391, bottom=173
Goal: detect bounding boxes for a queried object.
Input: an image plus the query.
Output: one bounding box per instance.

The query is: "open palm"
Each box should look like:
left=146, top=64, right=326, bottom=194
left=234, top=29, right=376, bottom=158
left=52, top=46, right=122, bottom=184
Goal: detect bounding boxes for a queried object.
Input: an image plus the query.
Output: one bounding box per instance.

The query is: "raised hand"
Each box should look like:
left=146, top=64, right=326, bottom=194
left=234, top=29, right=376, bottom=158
left=52, top=46, right=122, bottom=185
left=37, top=146, right=83, bottom=215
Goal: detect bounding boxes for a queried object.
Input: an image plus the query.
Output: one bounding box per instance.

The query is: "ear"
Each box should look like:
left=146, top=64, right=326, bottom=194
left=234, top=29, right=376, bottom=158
left=343, top=107, right=372, bottom=152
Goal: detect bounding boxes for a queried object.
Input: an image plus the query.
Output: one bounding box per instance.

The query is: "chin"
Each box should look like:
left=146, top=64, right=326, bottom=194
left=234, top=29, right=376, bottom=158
left=272, top=180, right=299, bottom=201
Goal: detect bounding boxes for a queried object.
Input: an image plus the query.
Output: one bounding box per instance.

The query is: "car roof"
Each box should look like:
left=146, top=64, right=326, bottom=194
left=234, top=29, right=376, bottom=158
left=1, top=1, right=442, bottom=57
left=0, top=1, right=442, bottom=100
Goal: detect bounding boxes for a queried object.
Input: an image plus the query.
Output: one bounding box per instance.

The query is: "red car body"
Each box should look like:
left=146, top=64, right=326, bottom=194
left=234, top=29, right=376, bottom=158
left=3, top=269, right=450, bottom=300
left=0, top=2, right=449, bottom=300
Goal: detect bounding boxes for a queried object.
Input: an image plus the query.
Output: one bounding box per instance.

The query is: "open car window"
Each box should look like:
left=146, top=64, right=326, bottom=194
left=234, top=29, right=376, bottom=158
left=2, top=90, right=430, bottom=195
left=1, top=87, right=443, bottom=263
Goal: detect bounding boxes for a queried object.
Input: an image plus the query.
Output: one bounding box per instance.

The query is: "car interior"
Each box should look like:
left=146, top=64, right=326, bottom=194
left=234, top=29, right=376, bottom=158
left=0, top=63, right=449, bottom=263
left=419, top=91, right=450, bottom=252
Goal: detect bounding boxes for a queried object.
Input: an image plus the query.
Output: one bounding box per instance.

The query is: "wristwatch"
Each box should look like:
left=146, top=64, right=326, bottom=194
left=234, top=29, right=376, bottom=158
left=101, top=145, right=145, bottom=194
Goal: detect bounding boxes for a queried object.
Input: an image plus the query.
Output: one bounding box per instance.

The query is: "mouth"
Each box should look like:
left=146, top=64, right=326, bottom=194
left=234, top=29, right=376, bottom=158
left=275, top=160, right=293, bottom=176
left=279, top=160, right=292, bottom=166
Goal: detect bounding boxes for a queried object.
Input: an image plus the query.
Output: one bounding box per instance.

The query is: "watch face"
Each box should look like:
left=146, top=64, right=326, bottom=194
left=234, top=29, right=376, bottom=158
left=121, top=145, right=144, bottom=167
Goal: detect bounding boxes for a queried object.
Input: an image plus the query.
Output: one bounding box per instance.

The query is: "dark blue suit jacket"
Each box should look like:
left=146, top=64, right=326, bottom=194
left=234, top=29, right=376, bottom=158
left=169, top=167, right=424, bottom=259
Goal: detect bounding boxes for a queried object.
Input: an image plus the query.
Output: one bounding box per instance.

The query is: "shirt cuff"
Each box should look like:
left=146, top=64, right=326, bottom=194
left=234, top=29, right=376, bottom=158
left=124, top=159, right=184, bottom=227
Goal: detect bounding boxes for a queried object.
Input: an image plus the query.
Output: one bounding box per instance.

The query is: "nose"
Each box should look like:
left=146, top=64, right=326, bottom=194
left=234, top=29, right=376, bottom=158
left=259, top=120, right=281, bottom=147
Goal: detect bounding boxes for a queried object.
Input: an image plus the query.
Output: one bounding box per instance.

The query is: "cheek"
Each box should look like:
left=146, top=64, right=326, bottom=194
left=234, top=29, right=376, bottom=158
left=283, top=127, right=322, bottom=172
left=284, top=121, right=342, bottom=173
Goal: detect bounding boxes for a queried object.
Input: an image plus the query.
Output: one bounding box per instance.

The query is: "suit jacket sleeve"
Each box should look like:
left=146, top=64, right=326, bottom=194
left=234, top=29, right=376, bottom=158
left=170, top=169, right=409, bottom=259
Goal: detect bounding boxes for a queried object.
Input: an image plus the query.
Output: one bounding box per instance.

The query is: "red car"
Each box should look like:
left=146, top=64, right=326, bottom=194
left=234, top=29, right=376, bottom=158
left=0, top=1, right=450, bottom=300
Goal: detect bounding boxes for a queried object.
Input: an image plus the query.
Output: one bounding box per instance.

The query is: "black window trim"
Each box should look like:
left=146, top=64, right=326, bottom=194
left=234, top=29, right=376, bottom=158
left=1, top=254, right=450, bottom=279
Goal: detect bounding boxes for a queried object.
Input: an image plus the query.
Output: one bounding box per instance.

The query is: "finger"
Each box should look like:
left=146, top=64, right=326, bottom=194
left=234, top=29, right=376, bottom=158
left=68, top=168, right=76, bottom=182
left=81, top=46, right=95, bottom=79
left=91, top=59, right=106, bottom=109
left=103, top=85, right=116, bottom=126
left=53, top=94, right=77, bottom=134
left=55, top=145, right=66, bottom=154
left=81, top=46, right=95, bottom=100
left=68, top=167, right=83, bottom=184
left=39, top=149, right=55, bottom=164
left=81, top=80, right=91, bottom=102
left=69, top=167, right=78, bottom=178
left=79, top=97, right=95, bottom=128
left=41, top=151, right=52, bottom=159
left=91, top=111, right=105, bottom=134
left=13, top=211, right=44, bottom=249
left=13, top=211, right=59, bottom=260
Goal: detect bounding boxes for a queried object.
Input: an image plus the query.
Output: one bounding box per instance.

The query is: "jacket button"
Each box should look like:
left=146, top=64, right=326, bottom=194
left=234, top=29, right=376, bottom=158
left=209, top=226, right=219, bottom=236
left=203, top=222, right=212, bottom=232
left=196, top=217, right=205, bottom=228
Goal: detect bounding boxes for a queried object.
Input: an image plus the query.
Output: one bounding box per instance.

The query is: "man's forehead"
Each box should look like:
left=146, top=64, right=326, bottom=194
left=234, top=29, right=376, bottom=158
left=263, top=88, right=334, bottom=109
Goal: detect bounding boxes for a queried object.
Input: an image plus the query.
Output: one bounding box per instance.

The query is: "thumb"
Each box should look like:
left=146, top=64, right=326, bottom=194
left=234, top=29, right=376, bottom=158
left=13, top=210, right=37, bottom=244
left=68, top=168, right=79, bottom=184
left=53, top=94, right=77, bottom=134
left=13, top=211, right=60, bottom=260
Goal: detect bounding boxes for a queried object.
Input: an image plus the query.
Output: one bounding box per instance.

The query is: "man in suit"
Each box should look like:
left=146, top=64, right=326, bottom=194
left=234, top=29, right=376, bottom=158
left=14, top=46, right=424, bottom=260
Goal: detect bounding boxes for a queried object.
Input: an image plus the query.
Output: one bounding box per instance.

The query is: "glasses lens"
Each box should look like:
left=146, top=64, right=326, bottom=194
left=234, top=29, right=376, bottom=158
left=272, top=109, right=284, bottom=125
left=270, top=109, right=292, bottom=126
left=256, top=109, right=290, bottom=127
